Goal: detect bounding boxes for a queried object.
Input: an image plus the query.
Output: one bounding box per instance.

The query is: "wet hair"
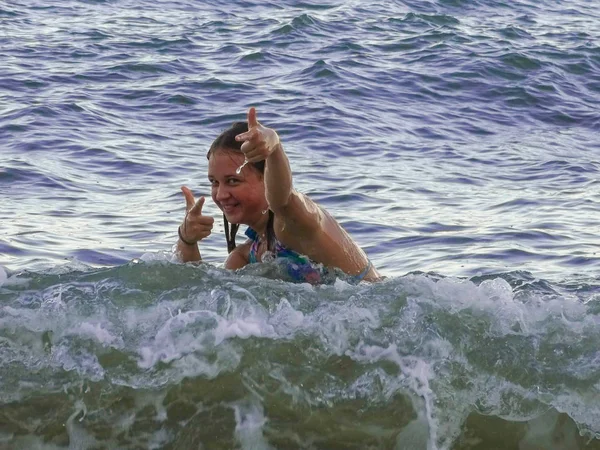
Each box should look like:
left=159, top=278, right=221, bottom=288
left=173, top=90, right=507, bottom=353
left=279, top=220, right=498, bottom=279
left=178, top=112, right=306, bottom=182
left=207, top=121, right=275, bottom=254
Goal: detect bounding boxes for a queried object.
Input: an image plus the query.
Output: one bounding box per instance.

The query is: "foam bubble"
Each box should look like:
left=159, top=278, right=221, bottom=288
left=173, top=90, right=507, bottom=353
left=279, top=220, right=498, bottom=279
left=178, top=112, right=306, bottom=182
left=348, top=343, right=441, bottom=449
left=1, top=265, right=598, bottom=448
left=269, top=298, right=305, bottom=335
left=53, top=344, right=106, bottom=381
left=139, top=250, right=177, bottom=263
left=135, top=309, right=250, bottom=384
left=0, top=267, right=30, bottom=288
left=64, top=400, right=99, bottom=449
left=137, top=310, right=219, bottom=369
left=233, top=399, right=272, bottom=450
left=333, top=277, right=352, bottom=291
left=74, top=322, right=120, bottom=347
left=214, top=317, right=273, bottom=345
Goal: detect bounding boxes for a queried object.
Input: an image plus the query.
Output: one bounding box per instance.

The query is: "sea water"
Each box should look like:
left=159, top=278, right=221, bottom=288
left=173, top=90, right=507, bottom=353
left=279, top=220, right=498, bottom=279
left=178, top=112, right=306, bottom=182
left=1, top=0, right=599, bottom=449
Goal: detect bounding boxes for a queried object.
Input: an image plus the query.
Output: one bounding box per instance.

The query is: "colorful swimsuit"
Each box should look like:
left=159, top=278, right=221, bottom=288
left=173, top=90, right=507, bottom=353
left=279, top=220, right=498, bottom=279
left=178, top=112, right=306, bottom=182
left=245, top=228, right=372, bottom=284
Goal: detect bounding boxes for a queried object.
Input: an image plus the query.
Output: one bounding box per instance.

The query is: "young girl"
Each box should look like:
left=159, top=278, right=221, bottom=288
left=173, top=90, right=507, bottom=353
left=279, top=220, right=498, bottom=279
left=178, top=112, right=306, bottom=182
left=176, top=108, right=380, bottom=284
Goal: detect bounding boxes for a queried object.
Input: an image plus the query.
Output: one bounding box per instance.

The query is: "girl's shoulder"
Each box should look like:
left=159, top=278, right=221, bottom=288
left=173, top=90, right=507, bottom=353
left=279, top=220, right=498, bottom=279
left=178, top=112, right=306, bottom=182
left=224, top=240, right=252, bottom=270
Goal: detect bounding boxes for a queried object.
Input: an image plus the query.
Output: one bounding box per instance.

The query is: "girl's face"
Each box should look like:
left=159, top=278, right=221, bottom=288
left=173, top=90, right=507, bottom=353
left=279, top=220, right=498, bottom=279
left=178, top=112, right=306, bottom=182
left=207, top=149, right=268, bottom=226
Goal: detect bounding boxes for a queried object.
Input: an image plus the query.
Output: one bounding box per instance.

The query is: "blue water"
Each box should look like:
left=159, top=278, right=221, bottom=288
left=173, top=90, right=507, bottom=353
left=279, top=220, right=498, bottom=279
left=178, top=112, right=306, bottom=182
left=1, top=1, right=599, bottom=449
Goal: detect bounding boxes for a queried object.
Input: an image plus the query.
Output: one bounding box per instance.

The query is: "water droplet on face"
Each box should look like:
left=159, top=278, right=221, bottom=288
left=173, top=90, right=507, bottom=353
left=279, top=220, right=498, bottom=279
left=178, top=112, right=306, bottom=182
left=236, top=159, right=249, bottom=174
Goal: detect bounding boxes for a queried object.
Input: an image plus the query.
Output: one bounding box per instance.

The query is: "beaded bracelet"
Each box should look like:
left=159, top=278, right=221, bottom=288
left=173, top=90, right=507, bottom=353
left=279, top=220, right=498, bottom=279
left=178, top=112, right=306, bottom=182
left=178, top=226, right=196, bottom=246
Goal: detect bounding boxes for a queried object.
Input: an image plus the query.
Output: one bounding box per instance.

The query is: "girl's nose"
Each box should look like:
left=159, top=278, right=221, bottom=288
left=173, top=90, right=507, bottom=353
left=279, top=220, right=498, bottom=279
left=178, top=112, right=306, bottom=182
left=216, top=184, right=230, bottom=201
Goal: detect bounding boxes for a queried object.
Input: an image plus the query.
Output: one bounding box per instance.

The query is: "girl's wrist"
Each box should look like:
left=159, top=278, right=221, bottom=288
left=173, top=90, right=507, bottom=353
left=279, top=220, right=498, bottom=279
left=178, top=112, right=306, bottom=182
left=178, top=226, right=197, bottom=246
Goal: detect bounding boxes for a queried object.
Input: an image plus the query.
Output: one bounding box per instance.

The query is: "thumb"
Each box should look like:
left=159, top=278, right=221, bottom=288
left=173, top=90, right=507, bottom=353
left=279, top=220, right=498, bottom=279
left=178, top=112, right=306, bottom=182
left=189, top=196, right=205, bottom=216
left=181, top=186, right=196, bottom=212
left=247, top=107, right=259, bottom=129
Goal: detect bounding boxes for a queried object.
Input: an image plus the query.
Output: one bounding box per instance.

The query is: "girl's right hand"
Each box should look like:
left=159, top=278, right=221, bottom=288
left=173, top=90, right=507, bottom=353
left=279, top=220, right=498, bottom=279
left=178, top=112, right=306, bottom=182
left=235, top=107, right=280, bottom=163
left=179, top=186, right=214, bottom=244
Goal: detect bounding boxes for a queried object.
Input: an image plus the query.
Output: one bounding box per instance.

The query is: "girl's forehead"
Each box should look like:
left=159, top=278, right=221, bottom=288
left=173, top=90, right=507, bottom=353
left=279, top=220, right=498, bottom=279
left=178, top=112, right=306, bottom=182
left=208, top=150, right=245, bottom=173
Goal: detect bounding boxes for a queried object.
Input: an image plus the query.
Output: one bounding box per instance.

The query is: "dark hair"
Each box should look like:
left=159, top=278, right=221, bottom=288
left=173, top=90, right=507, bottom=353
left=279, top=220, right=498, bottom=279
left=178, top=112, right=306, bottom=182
left=207, top=121, right=275, bottom=254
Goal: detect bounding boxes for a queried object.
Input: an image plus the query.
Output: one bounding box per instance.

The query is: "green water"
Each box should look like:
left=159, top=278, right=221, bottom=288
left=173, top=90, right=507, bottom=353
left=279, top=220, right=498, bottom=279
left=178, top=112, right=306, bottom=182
left=0, top=262, right=599, bottom=449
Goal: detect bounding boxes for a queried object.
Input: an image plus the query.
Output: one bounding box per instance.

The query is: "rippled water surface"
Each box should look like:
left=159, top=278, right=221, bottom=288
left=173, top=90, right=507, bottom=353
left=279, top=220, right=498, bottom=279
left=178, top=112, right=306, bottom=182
left=1, top=0, right=599, bottom=448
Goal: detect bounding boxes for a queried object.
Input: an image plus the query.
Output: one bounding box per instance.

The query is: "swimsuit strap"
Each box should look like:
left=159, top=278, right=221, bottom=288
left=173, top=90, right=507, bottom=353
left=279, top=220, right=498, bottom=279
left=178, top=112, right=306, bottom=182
left=245, top=228, right=260, bottom=264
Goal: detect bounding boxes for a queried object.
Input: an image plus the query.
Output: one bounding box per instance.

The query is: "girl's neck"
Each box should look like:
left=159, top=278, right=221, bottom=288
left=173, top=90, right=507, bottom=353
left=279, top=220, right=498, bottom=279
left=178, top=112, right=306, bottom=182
left=247, top=210, right=270, bottom=237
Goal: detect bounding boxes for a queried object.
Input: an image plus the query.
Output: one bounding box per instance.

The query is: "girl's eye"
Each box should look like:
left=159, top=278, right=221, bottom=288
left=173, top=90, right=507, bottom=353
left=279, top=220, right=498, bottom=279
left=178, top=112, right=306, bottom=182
left=226, top=178, right=240, bottom=185
left=209, top=180, right=218, bottom=186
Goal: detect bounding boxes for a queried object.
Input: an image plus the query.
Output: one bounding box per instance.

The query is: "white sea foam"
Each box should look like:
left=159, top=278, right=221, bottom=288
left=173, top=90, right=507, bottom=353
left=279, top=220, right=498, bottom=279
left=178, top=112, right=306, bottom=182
left=233, top=398, right=272, bottom=450
left=214, top=316, right=274, bottom=345
left=395, top=415, right=431, bottom=450
left=140, top=250, right=179, bottom=264
left=348, top=342, right=441, bottom=449
left=309, top=299, right=381, bottom=356
left=53, top=344, right=106, bottom=381
left=64, top=400, right=99, bottom=450
left=269, top=298, right=305, bottom=335
left=0, top=270, right=29, bottom=287
left=73, top=321, right=121, bottom=347
left=137, top=310, right=220, bottom=369
left=147, top=427, right=173, bottom=450
left=1, top=266, right=598, bottom=447
left=136, top=307, right=273, bottom=382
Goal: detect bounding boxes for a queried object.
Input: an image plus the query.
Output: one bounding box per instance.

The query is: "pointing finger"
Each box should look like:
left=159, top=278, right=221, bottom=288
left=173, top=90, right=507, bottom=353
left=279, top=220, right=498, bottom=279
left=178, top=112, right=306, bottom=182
left=247, top=107, right=259, bottom=129
left=181, top=186, right=196, bottom=212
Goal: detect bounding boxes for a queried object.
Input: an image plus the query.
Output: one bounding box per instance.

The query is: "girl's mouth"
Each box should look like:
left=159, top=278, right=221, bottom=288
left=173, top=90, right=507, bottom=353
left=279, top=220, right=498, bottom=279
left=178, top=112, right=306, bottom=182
left=221, top=203, right=239, bottom=214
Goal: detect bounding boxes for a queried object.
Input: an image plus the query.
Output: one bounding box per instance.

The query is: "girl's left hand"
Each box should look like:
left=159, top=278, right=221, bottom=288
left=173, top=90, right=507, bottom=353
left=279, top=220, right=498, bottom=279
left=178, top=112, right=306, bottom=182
left=235, top=107, right=280, bottom=162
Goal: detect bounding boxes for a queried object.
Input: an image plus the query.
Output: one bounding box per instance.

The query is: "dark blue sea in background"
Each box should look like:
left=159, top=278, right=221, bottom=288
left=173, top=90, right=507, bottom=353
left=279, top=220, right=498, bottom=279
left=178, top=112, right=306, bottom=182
left=1, top=0, right=599, bottom=449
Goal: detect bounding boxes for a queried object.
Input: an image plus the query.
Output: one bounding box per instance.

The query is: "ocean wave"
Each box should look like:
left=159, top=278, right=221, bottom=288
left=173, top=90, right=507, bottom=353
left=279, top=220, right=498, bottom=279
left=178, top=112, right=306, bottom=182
left=1, top=262, right=599, bottom=448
